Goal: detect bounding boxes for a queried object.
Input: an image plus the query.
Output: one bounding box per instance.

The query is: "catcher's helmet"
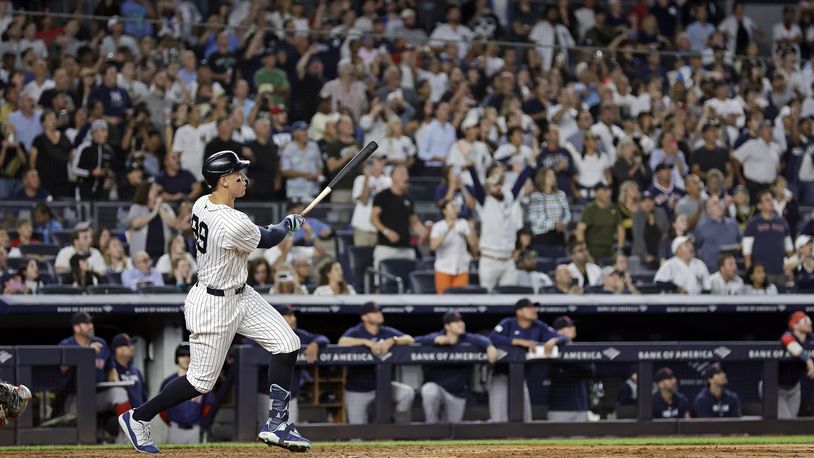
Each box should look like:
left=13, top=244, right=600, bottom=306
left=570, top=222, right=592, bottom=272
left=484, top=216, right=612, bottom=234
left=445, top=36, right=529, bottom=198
left=175, top=342, right=191, bottom=364
left=203, top=150, right=250, bottom=189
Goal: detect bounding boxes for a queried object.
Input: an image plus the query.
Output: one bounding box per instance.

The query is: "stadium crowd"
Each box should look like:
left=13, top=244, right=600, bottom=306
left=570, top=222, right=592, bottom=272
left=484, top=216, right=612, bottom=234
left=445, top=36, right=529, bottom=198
left=3, top=0, right=814, bottom=297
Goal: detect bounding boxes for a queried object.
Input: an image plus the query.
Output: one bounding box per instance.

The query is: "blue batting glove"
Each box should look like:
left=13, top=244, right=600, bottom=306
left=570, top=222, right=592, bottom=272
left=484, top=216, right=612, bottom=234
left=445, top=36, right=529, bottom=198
left=284, top=214, right=305, bottom=234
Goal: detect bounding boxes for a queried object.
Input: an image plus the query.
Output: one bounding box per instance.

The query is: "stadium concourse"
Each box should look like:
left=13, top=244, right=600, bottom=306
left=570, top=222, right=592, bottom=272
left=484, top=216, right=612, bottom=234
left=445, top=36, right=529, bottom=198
left=6, top=0, right=814, bottom=451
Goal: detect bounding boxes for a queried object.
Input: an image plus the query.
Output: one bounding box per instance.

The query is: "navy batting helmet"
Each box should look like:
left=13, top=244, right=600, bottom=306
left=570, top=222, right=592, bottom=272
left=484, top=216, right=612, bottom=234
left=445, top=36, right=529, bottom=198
left=175, top=342, right=191, bottom=364
left=203, top=150, right=250, bottom=189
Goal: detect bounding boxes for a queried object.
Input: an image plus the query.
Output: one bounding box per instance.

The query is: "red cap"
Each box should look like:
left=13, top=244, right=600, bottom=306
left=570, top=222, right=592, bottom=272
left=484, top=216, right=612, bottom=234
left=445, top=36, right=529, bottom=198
left=789, top=311, right=810, bottom=329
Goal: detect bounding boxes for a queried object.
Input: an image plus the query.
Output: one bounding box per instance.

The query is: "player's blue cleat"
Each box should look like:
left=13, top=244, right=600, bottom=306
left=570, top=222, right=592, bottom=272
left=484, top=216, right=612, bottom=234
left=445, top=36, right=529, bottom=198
left=119, top=409, right=160, bottom=454
left=257, top=421, right=312, bottom=452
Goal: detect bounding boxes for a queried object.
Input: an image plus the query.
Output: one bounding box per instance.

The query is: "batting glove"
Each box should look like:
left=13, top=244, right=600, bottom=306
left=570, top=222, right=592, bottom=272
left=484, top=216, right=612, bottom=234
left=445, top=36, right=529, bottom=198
left=284, top=214, right=305, bottom=233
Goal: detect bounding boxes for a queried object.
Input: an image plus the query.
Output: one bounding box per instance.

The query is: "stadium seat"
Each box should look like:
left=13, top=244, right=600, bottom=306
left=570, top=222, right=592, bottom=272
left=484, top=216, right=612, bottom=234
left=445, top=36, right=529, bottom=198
left=535, top=257, right=557, bottom=273
left=533, top=245, right=565, bottom=259
left=631, top=272, right=656, bottom=286
left=87, top=284, right=134, bottom=295
left=107, top=272, right=123, bottom=285
left=7, top=257, right=28, bottom=271
left=139, top=286, right=183, bottom=294
left=597, top=256, right=616, bottom=267
left=445, top=285, right=488, bottom=294
left=416, top=257, right=435, bottom=271
left=39, top=285, right=83, bottom=295
left=347, top=246, right=375, bottom=291
left=408, top=270, right=436, bottom=294
left=334, top=228, right=354, bottom=273
left=494, top=285, right=535, bottom=294
left=50, top=230, right=73, bottom=246
left=19, top=244, right=61, bottom=257
left=468, top=272, right=480, bottom=286
left=378, top=258, right=417, bottom=293
left=555, top=256, right=572, bottom=265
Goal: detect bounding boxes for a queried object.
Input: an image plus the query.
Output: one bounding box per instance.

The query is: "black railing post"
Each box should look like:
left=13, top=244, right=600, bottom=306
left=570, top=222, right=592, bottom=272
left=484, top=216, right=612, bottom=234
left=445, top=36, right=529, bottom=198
left=762, top=360, right=779, bottom=420
left=508, top=361, right=525, bottom=422
left=375, top=360, right=393, bottom=423
left=637, top=361, right=653, bottom=421
left=234, top=346, right=259, bottom=441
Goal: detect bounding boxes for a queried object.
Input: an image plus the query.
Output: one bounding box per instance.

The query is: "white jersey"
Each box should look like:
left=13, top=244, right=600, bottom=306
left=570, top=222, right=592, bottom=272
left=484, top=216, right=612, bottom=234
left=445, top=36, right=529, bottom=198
left=191, top=195, right=261, bottom=290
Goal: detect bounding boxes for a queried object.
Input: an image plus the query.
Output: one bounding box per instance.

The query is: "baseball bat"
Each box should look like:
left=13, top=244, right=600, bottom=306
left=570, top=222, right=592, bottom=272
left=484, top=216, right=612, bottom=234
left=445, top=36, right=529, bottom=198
left=301, top=141, right=379, bottom=216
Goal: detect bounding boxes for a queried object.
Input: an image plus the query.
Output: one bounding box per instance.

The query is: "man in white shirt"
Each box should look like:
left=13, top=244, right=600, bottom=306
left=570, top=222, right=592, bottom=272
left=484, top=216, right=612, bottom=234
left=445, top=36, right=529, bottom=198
left=351, top=156, right=391, bottom=247
left=529, top=6, right=575, bottom=71
left=428, top=5, right=473, bottom=59
left=709, top=253, right=744, bottom=295
left=703, top=80, right=745, bottom=143
left=493, top=127, right=533, bottom=184
left=589, top=104, right=625, bottom=160
left=718, top=2, right=758, bottom=54
left=54, top=223, right=107, bottom=276
left=447, top=117, right=491, bottom=186
left=171, top=105, right=207, bottom=181
left=22, top=59, right=54, bottom=104
left=567, top=241, right=602, bottom=288
left=773, top=7, right=802, bottom=52
left=733, top=120, right=782, bottom=200
left=548, top=87, right=580, bottom=144
left=654, top=236, right=711, bottom=294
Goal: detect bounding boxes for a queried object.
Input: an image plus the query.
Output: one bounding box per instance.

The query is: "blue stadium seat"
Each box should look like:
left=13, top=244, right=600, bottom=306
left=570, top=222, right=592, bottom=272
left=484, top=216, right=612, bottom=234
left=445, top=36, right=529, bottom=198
left=107, top=271, right=123, bottom=285
left=535, top=257, right=557, bottom=273
left=19, top=244, right=61, bottom=257
left=39, top=285, right=83, bottom=295
left=408, top=270, right=436, bottom=294
left=87, top=284, right=133, bottom=295
left=416, top=257, right=435, bottom=271
left=494, top=285, right=535, bottom=294
left=347, top=246, right=374, bottom=292
left=139, top=286, right=184, bottom=294
left=533, top=245, right=565, bottom=259
left=555, top=256, right=572, bottom=265
left=378, top=258, right=417, bottom=293
left=445, top=285, right=488, bottom=294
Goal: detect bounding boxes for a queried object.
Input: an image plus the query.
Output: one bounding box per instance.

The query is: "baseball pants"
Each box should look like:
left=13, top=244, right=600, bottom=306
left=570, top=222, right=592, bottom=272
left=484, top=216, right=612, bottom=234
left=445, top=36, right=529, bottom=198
left=257, top=393, right=299, bottom=425
left=184, top=283, right=300, bottom=393
left=421, top=382, right=466, bottom=423
left=479, top=257, right=517, bottom=292
left=344, top=382, right=415, bottom=424
left=167, top=423, right=201, bottom=444
left=778, top=382, right=801, bottom=419
left=488, top=374, right=532, bottom=422
left=548, top=411, right=589, bottom=422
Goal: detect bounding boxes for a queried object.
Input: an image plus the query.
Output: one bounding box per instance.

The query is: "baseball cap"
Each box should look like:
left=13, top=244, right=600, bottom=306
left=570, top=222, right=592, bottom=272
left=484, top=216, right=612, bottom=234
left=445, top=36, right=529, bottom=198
left=796, top=235, right=812, bottom=251
left=789, top=311, right=811, bottom=329
left=654, top=163, right=672, bottom=172
left=514, top=298, right=535, bottom=310
left=641, top=190, right=654, bottom=200
left=258, top=83, right=275, bottom=94
left=270, top=104, right=286, bottom=115
left=107, top=15, right=120, bottom=30
left=91, top=119, right=107, bottom=132
left=360, top=301, right=381, bottom=316
left=71, top=312, right=92, bottom=326
left=442, top=310, right=463, bottom=325
left=671, top=235, right=692, bottom=255
left=400, top=8, right=416, bottom=19
left=704, top=362, right=724, bottom=378
left=111, top=333, right=133, bottom=350
left=702, top=120, right=720, bottom=131
left=553, top=316, right=575, bottom=330
left=654, top=367, right=676, bottom=383
left=461, top=116, right=479, bottom=130
left=291, top=121, right=309, bottom=132
left=275, top=304, right=294, bottom=316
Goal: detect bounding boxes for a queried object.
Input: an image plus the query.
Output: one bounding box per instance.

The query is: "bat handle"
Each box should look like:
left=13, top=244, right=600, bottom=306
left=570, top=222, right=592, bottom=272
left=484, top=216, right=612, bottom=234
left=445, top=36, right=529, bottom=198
left=301, top=186, right=332, bottom=216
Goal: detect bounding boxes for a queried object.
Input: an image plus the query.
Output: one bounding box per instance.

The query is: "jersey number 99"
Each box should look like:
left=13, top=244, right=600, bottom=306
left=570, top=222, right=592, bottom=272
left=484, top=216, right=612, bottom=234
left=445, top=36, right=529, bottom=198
left=191, top=214, right=209, bottom=254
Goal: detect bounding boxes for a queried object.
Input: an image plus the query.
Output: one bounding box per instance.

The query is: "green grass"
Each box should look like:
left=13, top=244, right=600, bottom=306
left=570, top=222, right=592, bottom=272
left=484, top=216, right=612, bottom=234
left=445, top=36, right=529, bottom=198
left=3, top=436, right=814, bottom=451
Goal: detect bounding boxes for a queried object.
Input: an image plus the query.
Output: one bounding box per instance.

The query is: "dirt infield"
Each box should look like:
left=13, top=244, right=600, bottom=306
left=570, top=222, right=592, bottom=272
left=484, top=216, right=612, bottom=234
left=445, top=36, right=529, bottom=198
left=3, top=444, right=814, bottom=457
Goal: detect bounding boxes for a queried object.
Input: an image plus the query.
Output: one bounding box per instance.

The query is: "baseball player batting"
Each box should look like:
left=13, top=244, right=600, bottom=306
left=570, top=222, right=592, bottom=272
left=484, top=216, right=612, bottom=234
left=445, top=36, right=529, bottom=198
left=119, top=150, right=310, bottom=453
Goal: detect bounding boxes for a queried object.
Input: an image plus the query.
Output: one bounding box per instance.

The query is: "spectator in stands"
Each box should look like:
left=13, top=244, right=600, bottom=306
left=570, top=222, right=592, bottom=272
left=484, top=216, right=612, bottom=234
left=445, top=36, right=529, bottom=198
left=447, top=117, right=491, bottom=185
left=155, top=234, right=197, bottom=276
left=32, top=203, right=62, bottom=245
left=612, top=139, right=650, bottom=192
left=526, top=167, right=570, bottom=248
left=0, top=247, right=7, bottom=278
left=338, top=302, right=415, bottom=424
left=779, top=311, right=814, bottom=418
left=570, top=132, right=614, bottom=203
left=632, top=190, right=669, bottom=269
left=742, top=263, right=778, bottom=295
left=675, top=174, right=706, bottom=230
left=70, top=252, right=103, bottom=290
left=771, top=176, right=800, bottom=237
left=122, top=251, right=164, bottom=291
left=323, top=114, right=362, bottom=203
left=538, top=124, right=576, bottom=200
left=709, top=254, right=744, bottom=295
left=430, top=199, right=478, bottom=294
left=567, top=241, right=602, bottom=288
left=652, top=367, right=690, bottom=419
left=728, top=185, right=755, bottom=231
left=693, top=363, right=741, bottom=418
left=55, top=223, right=106, bottom=275
left=10, top=218, right=37, bottom=247
left=17, top=258, right=44, bottom=294
left=203, top=116, right=244, bottom=163
left=371, top=165, right=428, bottom=271
left=157, top=151, right=202, bottom=203
left=0, top=123, right=26, bottom=199
left=10, top=169, right=48, bottom=201
left=253, top=50, right=290, bottom=106
left=493, top=126, right=534, bottom=183
left=89, top=64, right=133, bottom=126
left=73, top=119, right=115, bottom=200
left=576, top=182, right=624, bottom=259
left=694, top=197, right=742, bottom=272
left=548, top=316, right=594, bottom=422
left=248, top=258, right=273, bottom=289
left=7, top=93, right=42, bottom=151
left=270, top=269, right=308, bottom=295
left=127, top=182, right=176, bottom=262
left=416, top=311, right=498, bottom=423
left=376, top=116, right=416, bottom=172
left=690, top=121, right=731, bottom=181
left=159, top=343, right=211, bottom=444
left=280, top=121, right=322, bottom=201
left=110, top=333, right=146, bottom=410
left=95, top=228, right=113, bottom=253
left=548, top=264, right=584, bottom=295
left=418, top=101, right=456, bottom=170
left=58, top=312, right=130, bottom=433
left=516, top=249, right=553, bottom=293
left=617, top=181, right=641, bottom=243
left=654, top=236, right=711, bottom=294
left=28, top=111, right=71, bottom=200
left=2, top=271, right=25, bottom=295
left=743, top=191, right=792, bottom=287
left=787, top=235, right=814, bottom=291
left=245, top=118, right=280, bottom=201
left=719, top=2, right=758, bottom=54
left=313, top=260, right=356, bottom=296
left=351, top=156, right=391, bottom=247
left=320, top=62, right=368, bottom=121
left=734, top=120, right=781, bottom=201
left=102, top=237, right=131, bottom=275
left=170, top=257, right=195, bottom=290
left=648, top=163, right=685, bottom=217
left=171, top=105, right=206, bottom=183
left=489, top=299, right=569, bottom=422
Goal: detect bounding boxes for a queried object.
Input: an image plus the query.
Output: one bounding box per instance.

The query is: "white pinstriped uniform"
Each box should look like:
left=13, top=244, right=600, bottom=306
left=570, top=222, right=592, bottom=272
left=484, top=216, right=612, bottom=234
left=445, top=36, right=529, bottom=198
left=185, top=195, right=300, bottom=392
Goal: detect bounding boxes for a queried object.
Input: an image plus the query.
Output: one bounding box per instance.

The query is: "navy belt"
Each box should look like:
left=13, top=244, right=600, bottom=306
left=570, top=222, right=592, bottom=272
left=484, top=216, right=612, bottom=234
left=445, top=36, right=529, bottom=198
left=197, top=282, right=245, bottom=296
